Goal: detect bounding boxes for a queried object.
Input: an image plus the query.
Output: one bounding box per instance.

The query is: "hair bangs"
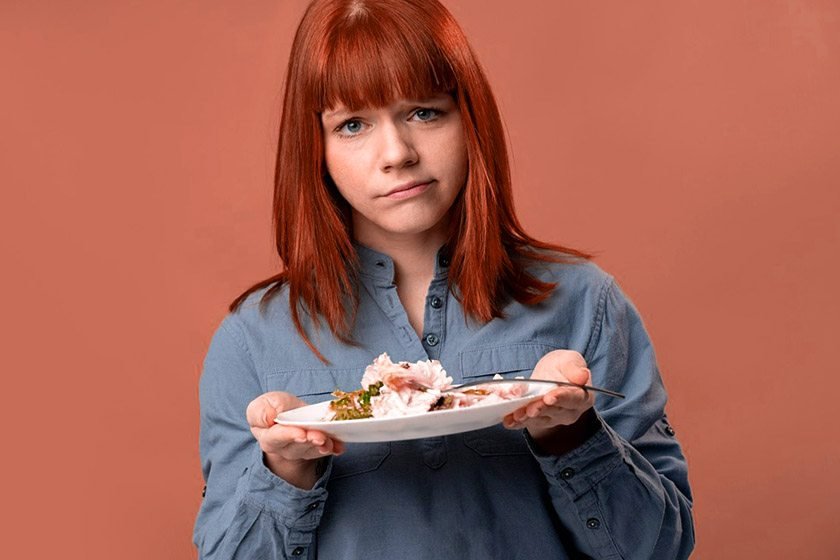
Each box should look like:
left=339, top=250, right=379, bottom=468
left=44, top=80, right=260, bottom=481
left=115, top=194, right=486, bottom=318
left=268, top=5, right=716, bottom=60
left=316, top=9, right=456, bottom=111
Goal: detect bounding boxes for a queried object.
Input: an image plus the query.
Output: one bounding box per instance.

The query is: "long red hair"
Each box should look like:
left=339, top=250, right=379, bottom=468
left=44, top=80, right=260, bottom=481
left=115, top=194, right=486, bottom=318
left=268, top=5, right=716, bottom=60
left=232, top=0, right=590, bottom=361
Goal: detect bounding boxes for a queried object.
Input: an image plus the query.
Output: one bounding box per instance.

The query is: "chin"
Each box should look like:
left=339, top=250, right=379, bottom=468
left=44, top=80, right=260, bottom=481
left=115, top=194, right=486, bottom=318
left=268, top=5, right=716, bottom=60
left=381, top=222, right=440, bottom=236
left=405, top=210, right=454, bottom=231
left=354, top=204, right=452, bottom=241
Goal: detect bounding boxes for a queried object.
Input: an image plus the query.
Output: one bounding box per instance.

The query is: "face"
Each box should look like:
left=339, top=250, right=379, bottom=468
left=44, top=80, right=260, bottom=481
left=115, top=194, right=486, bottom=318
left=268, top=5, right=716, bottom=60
left=321, top=94, right=468, bottom=249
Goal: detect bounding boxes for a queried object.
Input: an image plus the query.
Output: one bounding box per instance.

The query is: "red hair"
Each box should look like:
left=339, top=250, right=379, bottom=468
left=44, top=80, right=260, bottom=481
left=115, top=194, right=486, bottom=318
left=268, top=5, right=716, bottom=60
left=231, top=0, right=590, bottom=361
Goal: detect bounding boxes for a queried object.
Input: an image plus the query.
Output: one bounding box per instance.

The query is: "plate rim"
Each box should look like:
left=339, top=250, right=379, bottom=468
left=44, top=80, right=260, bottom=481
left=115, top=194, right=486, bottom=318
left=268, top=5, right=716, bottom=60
left=274, top=380, right=551, bottom=429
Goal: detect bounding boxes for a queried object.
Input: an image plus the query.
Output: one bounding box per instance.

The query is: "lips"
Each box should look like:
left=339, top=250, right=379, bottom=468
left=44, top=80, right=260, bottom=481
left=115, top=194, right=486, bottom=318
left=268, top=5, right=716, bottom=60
left=384, top=180, right=435, bottom=199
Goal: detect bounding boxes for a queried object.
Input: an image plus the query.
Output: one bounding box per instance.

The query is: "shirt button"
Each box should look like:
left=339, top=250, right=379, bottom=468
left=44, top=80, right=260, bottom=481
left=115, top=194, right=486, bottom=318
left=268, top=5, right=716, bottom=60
left=375, top=260, right=386, bottom=268
left=424, top=333, right=440, bottom=346
left=201, top=485, right=206, bottom=497
left=291, top=546, right=305, bottom=556
left=438, top=255, right=450, bottom=267
left=430, top=296, right=443, bottom=309
left=665, top=425, right=676, bottom=436
left=559, top=468, right=575, bottom=480
left=306, top=502, right=319, bottom=512
left=586, top=518, right=601, bottom=529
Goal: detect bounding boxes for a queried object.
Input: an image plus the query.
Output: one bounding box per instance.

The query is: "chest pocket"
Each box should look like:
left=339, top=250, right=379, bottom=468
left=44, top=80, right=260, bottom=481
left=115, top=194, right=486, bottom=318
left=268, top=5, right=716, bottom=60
left=266, top=367, right=360, bottom=405
left=265, top=367, right=390, bottom=479
left=458, top=343, right=556, bottom=456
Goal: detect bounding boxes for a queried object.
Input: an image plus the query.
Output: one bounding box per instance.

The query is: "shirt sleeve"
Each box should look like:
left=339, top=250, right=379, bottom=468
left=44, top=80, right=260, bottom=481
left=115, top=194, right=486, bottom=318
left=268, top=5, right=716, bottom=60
left=193, top=316, right=333, bottom=560
left=526, top=277, right=695, bottom=560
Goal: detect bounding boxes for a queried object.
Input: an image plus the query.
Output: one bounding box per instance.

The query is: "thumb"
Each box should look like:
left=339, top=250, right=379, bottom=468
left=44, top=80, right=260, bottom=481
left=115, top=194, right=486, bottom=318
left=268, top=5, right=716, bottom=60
left=561, top=364, right=591, bottom=386
left=246, top=392, right=301, bottom=428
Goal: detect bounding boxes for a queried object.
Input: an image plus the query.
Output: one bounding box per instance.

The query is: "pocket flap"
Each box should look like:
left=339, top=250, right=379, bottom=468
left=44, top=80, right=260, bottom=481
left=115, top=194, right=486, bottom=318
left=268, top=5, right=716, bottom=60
left=459, top=343, right=557, bottom=379
left=266, top=367, right=365, bottom=404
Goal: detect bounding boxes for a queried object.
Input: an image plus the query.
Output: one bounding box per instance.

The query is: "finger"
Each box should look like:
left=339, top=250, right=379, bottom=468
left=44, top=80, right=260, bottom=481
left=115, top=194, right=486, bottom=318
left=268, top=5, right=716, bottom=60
left=526, top=398, right=547, bottom=418
left=260, top=423, right=310, bottom=447
left=262, top=439, right=324, bottom=462
left=317, top=440, right=336, bottom=455
left=539, top=406, right=588, bottom=427
left=247, top=392, right=307, bottom=428
left=305, top=429, right=346, bottom=456
left=313, top=437, right=345, bottom=456
left=543, top=388, right=564, bottom=406
left=269, top=443, right=323, bottom=462
left=312, top=436, right=346, bottom=457
left=544, top=385, right=590, bottom=408
left=251, top=420, right=303, bottom=443
left=511, top=406, right=529, bottom=423
left=306, top=429, right=330, bottom=447
left=520, top=414, right=554, bottom=430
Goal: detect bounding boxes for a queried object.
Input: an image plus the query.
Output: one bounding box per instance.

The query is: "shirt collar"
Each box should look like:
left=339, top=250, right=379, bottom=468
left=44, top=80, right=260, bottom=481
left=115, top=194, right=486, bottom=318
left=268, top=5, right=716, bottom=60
left=354, top=243, right=451, bottom=284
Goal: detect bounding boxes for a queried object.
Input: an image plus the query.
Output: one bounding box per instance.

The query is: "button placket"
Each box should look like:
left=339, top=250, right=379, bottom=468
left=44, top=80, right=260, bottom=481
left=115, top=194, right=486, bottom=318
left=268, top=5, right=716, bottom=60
left=422, top=276, right=448, bottom=360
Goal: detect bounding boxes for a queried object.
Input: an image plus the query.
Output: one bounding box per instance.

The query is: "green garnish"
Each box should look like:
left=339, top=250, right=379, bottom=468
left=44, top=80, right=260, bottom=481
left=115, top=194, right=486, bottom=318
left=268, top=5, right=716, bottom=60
left=329, top=381, right=383, bottom=421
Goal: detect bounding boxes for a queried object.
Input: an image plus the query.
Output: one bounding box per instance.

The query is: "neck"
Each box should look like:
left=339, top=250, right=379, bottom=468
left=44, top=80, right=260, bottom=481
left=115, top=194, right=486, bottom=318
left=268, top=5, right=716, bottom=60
left=355, top=225, right=446, bottom=338
left=353, top=214, right=450, bottom=338
left=361, top=233, right=444, bottom=288
left=353, top=220, right=448, bottom=288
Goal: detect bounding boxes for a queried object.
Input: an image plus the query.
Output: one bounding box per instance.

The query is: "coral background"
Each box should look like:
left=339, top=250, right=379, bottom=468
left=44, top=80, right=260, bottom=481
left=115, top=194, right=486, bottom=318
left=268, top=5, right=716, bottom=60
left=1, top=1, right=838, bottom=558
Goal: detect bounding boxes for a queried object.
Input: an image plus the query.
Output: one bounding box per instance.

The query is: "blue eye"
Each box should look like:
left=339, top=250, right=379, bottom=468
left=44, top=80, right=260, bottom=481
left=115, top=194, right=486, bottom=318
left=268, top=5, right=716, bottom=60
left=413, top=108, right=441, bottom=122
left=337, top=119, right=364, bottom=136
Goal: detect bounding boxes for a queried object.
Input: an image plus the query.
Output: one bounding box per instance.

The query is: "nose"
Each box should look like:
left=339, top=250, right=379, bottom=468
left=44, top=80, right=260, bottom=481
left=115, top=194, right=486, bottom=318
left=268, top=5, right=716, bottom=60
left=378, top=122, right=418, bottom=172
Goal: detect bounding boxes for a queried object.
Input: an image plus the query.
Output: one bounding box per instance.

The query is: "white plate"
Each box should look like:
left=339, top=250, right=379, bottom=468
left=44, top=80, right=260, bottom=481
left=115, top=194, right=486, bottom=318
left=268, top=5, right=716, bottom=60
left=274, top=381, right=552, bottom=442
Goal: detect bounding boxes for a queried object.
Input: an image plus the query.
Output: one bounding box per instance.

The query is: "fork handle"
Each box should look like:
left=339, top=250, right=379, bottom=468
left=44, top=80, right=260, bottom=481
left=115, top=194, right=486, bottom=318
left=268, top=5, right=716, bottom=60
left=449, top=378, right=626, bottom=399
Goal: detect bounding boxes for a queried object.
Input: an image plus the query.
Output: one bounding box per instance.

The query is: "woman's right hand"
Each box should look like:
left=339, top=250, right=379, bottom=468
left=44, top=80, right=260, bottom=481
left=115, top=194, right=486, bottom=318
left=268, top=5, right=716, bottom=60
left=246, top=391, right=345, bottom=490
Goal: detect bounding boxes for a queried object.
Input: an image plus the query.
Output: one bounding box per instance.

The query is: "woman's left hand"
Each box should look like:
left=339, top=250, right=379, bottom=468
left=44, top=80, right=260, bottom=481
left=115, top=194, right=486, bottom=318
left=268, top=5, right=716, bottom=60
left=502, top=350, right=596, bottom=441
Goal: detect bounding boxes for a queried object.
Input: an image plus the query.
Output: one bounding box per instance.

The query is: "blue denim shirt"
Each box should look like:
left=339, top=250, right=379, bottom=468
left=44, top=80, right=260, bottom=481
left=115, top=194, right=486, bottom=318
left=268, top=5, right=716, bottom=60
left=194, top=246, right=694, bottom=559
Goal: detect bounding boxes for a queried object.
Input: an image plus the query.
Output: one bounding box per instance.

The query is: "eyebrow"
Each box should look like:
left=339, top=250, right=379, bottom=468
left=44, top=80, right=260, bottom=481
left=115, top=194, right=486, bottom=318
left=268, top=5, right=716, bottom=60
left=321, top=108, right=348, bottom=122
left=321, top=95, right=452, bottom=122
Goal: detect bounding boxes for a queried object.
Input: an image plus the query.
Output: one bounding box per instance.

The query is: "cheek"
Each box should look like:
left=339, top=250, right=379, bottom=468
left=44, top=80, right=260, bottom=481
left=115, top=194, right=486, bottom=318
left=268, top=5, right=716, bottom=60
left=444, top=128, right=468, bottom=179
left=455, top=144, right=469, bottom=182
left=323, top=144, right=344, bottom=182
left=323, top=148, right=358, bottom=198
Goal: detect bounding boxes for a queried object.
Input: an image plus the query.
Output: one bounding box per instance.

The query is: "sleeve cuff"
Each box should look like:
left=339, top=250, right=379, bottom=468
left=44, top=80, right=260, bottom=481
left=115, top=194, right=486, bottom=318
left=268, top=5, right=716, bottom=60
left=524, top=411, right=627, bottom=499
left=242, top=452, right=333, bottom=531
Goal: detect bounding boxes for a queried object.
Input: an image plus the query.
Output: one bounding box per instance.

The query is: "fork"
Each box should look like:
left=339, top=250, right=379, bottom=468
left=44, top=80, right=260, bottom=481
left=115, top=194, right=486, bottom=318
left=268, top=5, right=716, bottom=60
left=442, top=378, right=625, bottom=399
left=407, top=378, right=625, bottom=399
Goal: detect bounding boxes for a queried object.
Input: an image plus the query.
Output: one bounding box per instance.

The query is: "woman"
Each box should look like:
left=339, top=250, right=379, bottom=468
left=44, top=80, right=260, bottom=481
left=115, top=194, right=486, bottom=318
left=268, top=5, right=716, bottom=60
left=194, top=0, right=695, bottom=558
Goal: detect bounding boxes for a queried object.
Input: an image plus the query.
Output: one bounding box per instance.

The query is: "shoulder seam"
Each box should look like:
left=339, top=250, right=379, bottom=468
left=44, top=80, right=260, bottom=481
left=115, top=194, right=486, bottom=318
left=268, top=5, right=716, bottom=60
left=582, top=275, right=615, bottom=362
left=220, top=316, right=263, bottom=390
